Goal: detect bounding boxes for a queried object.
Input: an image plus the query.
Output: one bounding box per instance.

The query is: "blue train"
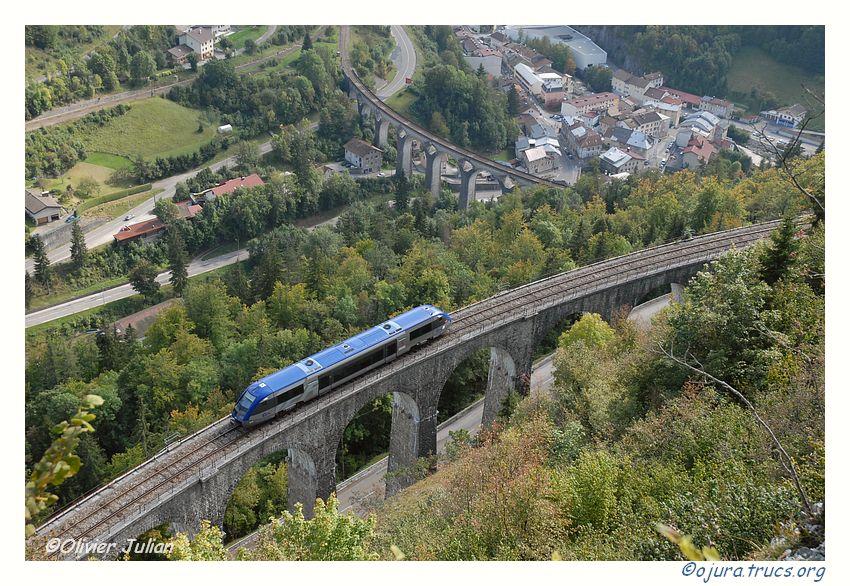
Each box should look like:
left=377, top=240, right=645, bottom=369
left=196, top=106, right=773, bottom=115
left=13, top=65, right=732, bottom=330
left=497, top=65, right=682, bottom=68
left=231, top=305, right=452, bottom=427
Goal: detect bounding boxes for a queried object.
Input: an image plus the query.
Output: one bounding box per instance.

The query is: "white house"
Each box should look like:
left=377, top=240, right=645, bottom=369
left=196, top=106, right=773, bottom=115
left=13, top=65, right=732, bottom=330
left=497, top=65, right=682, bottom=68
left=178, top=26, right=214, bottom=60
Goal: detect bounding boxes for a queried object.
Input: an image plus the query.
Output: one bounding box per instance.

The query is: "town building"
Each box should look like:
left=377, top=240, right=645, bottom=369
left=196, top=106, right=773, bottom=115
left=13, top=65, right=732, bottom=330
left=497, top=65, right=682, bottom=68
left=521, top=146, right=557, bottom=174
left=681, top=135, right=718, bottom=170
left=461, top=36, right=503, bottom=78
left=344, top=138, right=383, bottom=173
left=562, top=120, right=604, bottom=159
left=629, top=110, right=669, bottom=138
left=503, top=25, right=606, bottom=69
left=658, top=86, right=702, bottom=110
left=25, top=188, right=63, bottom=225
left=699, top=96, right=734, bottom=119
left=514, top=63, right=569, bottom=108
left=760, top=104, right=808, bottom=128
left=600, top=147, right=640, bottom=175
left=611, top=69, right=664, bottom=102
left=561, top=92, right=620, bottom=117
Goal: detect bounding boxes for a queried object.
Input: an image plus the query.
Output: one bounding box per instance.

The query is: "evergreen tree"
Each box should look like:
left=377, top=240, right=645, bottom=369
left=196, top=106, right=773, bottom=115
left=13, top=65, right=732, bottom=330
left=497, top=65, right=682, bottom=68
left=759, top=217, right=799, bottom=285
left=31, top=234, right=51, bottom=289
left=69, top=221, right=87, bottom=270
left=302, top=32, right=313, bottom=51
left=394, top=171, right=411, bottom=212
left=25, top=272, right=33, bottom=310
left=507, top=84, right=521, bottom=116
left=167, top=228, right=189, bottom=296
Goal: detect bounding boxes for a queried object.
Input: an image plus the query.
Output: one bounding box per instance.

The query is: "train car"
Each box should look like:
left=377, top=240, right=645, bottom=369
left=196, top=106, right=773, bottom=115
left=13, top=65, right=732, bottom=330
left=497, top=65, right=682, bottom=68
left=231, top=305, right=451, bottom=427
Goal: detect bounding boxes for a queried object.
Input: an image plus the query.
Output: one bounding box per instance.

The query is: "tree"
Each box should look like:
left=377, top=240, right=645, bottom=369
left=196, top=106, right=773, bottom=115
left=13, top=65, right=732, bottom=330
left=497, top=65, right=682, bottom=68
left=25, top=272, right=34, bottom=310
left=244, top=38, right=257, bottom=55
left=759, top=217, right=799, bottom=285
left=128, top=259, right=161, bottom=301
left=31, top=234, right=51, bottom=288
left=394, top=171, right=411, bottom=212
left=237, top=495, right=378, bottom=560
left=129, top=50, right=157, bottom=85
left=153, top=198, right=180, bottom=226
left=69, top=221, right=87, bottom=269
left=302, top=32, right=313, bottom=51
left=507, top=84, right=521, bottom=116
left=235, top=140, right=260, bottom=173
left=187, top=52, right=198, bottom=72
left=167, top=229, right=189, bottom=296
left=26, top=395, right=103, bottom=538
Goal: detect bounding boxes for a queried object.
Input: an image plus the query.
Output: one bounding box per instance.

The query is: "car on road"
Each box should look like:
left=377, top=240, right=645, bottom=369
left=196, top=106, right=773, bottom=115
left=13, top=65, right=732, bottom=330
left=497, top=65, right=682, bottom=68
left=378, top=172, right=386, bottom=177
left=64, top=214, right=77, bottom=223
left=124, top=214, right=134, bottom=221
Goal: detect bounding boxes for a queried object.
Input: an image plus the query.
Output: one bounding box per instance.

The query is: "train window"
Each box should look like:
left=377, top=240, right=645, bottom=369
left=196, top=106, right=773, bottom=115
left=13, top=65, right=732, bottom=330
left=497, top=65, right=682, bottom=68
left=280, top=384, right=304, bottom=403
left=319, top=374, right=331, bottom=390
left=254, top=396, right=276, bottom=413
left=410, top=319, right=440, bottom=340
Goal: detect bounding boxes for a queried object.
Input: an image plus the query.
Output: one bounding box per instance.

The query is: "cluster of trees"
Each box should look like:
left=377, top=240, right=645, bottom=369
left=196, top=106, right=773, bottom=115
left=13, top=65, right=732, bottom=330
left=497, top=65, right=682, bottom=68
left=411, top=64, right=517, bottom=152
left=120, top=134, right=234, bottom=183
left=349, top=26, right=395, bottom=87
left=368, top=220, right=823, bottom=560
left=524, top=36, right=576, bottom=75
left=26, top=25, right=178, bottom=119
left=25, top=104, right=128, bottom=179
left=580, top=65, right=613, bottom=93
left=168, top=46, right=340, bottom=138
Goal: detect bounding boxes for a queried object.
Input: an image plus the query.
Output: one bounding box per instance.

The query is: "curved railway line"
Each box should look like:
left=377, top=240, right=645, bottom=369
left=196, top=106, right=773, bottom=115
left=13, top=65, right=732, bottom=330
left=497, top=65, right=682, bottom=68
left=31, top=219, right=786, bottom=558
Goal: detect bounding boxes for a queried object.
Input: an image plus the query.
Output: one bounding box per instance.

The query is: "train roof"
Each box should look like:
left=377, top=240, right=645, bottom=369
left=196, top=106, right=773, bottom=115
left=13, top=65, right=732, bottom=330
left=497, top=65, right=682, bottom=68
left=250, top=305, right=449, bottom=399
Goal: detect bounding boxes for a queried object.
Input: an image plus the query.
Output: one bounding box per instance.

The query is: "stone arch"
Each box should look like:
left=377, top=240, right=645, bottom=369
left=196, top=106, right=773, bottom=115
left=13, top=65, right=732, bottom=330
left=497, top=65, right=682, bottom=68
left=396, top=128, right=414, bottom=177
left=458, top=160, right=484, bottom=209
left=434, top=340, right=524, bottom=432
left=216, top=442, right=319, bottom=539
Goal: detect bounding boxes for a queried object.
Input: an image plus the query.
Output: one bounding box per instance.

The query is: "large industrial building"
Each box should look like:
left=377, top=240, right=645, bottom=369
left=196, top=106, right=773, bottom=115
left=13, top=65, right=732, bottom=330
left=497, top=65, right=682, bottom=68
left=502, top=25, right=607, bottom=69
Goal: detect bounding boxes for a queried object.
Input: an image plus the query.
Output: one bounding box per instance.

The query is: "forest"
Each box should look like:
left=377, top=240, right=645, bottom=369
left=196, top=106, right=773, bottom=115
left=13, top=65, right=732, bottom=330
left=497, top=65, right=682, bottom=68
left=26, top=137, right=823, bottom=548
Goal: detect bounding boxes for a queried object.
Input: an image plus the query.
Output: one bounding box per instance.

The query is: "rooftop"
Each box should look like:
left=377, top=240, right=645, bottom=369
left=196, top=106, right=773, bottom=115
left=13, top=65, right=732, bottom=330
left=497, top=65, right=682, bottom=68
left=344, top=138, right=383, bottom=158
left=210, top=173, right=266, bottom=197
left=113, top=218, right=165, bottom=242
left=25, top=189, right=61, bottom=214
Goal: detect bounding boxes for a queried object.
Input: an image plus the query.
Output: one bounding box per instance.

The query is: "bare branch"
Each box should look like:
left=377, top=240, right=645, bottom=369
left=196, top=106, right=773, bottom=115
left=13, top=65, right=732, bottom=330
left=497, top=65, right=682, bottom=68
left=657, top=343, right=813, bottom=516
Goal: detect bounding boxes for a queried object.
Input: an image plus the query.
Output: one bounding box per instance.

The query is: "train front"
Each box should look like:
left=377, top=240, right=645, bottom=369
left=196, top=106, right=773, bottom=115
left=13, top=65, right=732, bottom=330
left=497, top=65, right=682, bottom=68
left=231, top=382, right=261, bottom=425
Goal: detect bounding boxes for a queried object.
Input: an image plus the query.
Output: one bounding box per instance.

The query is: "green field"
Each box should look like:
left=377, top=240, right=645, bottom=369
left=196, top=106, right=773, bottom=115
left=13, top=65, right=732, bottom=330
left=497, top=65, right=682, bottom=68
left=78, top=97, right=217, bottom=160
left=227, top=26, right=266, bottom=48
left=84, top=152, right=133, bottom=170
left=727, top=46, right=825, bottom=130
left=47, top=160, right=130, bottom=197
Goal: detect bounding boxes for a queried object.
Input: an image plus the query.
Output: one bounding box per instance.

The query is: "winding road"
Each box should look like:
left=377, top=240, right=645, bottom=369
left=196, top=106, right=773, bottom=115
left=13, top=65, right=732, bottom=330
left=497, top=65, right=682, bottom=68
left=375, top=26, right=416, bottom=100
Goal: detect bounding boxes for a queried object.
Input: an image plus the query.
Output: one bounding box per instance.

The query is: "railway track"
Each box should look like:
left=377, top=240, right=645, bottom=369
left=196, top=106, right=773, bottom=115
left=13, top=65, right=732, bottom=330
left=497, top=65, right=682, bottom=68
left=32, top=219, right=785, bottom=558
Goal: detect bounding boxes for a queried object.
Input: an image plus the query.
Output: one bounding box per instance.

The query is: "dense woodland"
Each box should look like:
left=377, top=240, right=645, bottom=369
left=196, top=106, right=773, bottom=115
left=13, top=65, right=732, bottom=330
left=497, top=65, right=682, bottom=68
left=579, top=25, right=824, bottom=99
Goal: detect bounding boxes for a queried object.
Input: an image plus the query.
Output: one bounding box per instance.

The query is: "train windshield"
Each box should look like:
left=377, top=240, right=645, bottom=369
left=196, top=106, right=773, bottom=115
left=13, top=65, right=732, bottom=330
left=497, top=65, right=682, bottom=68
left=238, top=390, right=257, bottom=410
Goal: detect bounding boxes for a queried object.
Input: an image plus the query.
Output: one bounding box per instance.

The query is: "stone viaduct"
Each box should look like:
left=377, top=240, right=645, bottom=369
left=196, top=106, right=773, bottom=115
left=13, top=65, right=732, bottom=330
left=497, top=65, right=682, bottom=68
left=339, top=26, right=562, bottom=209
left=29, top=220, right=782, bottom=559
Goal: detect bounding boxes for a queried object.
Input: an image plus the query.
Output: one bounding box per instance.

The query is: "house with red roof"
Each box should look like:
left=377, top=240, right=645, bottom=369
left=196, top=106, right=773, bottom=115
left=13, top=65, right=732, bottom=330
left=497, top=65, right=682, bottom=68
left=113, top=218, right=166, bottom=244
left=682, top=135, right=717, bottom=170
left=191, top=173, right=266, bottom=205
